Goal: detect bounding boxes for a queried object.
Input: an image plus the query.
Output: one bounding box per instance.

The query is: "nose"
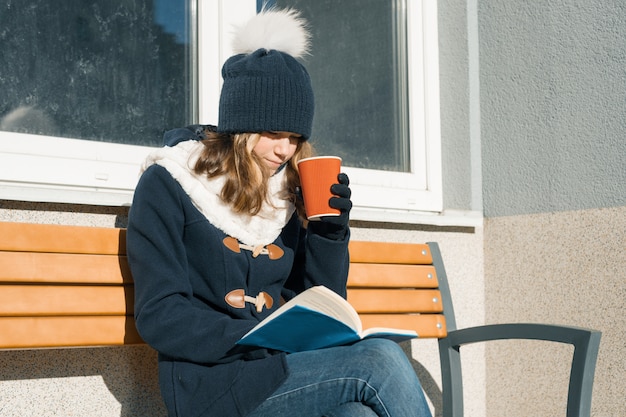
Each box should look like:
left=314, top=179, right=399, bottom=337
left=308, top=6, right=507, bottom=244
left=274, top=136, right=291, bottom=156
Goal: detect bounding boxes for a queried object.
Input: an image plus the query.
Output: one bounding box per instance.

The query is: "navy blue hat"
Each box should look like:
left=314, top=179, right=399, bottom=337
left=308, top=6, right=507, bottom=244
left=218, top=49, right=314, bottom=139
left=217, top=9, right=314, bottom=139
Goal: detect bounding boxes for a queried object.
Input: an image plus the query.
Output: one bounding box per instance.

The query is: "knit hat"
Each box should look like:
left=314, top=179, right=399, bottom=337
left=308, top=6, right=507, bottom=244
left=217, top=9, right=314, bottom=139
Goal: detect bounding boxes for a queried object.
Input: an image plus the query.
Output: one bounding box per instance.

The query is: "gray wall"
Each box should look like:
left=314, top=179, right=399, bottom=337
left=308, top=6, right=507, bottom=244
left=439, top=0, right=474, bottom=212
left=439, top=1, right=626, bottom=217
left=478, top=1, right=626, bottom=217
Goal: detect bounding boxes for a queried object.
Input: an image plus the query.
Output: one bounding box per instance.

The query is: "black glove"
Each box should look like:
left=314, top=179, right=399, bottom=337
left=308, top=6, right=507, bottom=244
left=307, top=173, right=352, bottom=240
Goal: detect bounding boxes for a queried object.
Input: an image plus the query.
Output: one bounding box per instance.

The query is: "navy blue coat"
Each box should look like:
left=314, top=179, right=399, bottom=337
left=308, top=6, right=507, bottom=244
left=127, top=127, right=350, bottom=417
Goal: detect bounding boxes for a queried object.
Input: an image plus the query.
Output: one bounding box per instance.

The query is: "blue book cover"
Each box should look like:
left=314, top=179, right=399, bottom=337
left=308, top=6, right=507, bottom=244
left=237, top=286, right=417, bottom=353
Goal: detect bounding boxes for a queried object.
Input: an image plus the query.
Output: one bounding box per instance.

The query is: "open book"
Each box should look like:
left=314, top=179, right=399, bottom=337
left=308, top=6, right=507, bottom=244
left=236, top=285, right=417, bottom=353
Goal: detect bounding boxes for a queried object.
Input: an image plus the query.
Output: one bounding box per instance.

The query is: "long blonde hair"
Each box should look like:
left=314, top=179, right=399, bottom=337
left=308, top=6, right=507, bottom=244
left=194, top=129, right=313, bottom=218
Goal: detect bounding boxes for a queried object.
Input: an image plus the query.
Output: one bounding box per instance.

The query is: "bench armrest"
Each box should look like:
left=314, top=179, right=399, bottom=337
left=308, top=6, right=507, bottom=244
left=438, top=323, right=601, bottom=417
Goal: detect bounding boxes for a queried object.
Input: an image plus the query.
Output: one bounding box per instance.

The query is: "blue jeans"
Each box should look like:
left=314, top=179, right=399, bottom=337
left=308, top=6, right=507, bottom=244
left=247, top=338, right=432, bottom=417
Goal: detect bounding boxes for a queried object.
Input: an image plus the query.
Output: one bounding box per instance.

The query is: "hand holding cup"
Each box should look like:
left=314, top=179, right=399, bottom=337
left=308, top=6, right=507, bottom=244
left=297, top=156, right=352, bottom=240
left=297, top=156, right=343, bottom=220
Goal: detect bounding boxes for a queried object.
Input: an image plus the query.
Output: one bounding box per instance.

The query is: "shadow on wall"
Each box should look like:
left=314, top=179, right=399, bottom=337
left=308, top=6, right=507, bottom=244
left=0, top=339, right=438, bottom=416
left=400, top=341, right=443, bottom=417
left=0, top=345, right=166, bottom=417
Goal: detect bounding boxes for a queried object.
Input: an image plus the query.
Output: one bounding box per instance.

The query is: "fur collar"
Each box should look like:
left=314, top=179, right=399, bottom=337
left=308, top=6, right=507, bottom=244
left=141, top=141, right=295, bottom=247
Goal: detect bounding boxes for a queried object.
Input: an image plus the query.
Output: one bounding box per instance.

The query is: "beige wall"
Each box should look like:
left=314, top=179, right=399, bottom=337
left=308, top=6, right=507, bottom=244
left=484, top=206, right=626, bottom=417
left=0, top=345, right=164, bottom=416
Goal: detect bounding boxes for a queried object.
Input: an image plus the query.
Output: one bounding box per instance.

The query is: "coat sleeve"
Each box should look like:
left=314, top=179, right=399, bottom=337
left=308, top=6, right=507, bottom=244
left=283, top=222, right=350, bottom=300
left=127, top=165, right=263, bottom=364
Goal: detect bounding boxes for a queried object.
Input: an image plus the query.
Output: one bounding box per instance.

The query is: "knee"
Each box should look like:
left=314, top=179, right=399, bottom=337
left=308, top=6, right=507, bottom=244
left=353, top=339, right=412, bottom=372
left=350, top=339, right=427, bottom=406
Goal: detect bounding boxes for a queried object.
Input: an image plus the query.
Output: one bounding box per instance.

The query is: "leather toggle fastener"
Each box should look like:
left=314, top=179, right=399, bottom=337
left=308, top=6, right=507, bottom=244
left=225, top=289, right=274, bottom=313
left=222, top=236, right=284, bottom=260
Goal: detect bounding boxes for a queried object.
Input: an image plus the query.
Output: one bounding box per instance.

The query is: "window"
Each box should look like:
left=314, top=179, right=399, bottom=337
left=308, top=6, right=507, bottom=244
left=0, top=0, right=441, bottom=222
left=269, top=0, right=442, bottom=219
left=0, top=0, right=196, bottom=205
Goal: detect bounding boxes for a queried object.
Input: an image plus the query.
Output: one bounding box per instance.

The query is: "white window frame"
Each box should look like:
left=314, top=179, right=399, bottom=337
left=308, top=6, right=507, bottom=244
left=0, top=0, right=443, bottom=224
left=343, top=0, right=443, bottom=221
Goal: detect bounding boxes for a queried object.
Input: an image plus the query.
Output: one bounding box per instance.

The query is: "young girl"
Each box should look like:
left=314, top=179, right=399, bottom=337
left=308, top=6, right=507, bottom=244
left=127, top=9, right=432, bottom=417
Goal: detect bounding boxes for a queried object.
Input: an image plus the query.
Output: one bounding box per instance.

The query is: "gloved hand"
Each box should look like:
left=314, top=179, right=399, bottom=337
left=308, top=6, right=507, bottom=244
left=307, top=173, right=352, bottom=240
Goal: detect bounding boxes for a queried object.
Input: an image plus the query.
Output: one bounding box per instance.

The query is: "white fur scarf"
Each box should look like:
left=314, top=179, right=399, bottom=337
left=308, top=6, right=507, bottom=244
left=141, top=141, right=295, bottom=247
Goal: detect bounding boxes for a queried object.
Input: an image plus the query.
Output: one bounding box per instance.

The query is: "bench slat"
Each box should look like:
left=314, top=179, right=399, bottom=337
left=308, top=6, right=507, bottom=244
left=0, top=316, right=143, bottom=349
left=359, top=313, right=447, bottom=338
left=0, top=285, right=133, bottom=316
left=0, top=222, right=126, bottom=255
left=348, top=241, right=432, bottom=264
left=348, top=264, right=438, bottom=288
left=0, top=251, right=131, bottom=284
left=348, top=289, right=443, bottom=313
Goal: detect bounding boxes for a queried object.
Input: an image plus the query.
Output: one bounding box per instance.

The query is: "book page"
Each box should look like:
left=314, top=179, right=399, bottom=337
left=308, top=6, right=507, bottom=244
left=249, top=286, right=362, bottom=334
left=360, top=327, right=418, bottom=340
left=291, top=286, right=362, bottom=332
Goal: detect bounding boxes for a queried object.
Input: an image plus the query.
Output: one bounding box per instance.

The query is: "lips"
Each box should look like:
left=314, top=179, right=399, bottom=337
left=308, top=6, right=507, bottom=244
left=267, top=159, right=283, bottom=167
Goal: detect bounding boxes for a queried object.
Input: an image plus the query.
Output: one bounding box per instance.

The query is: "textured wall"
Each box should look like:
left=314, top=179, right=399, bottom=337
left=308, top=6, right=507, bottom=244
left=484, top=206, right=626, bottom=417
left=438, top=0, right=475, bottom=211
left=477, top=2, right=626, bottom=415
left=479, top=1, right=626, bottom=217
left=0, top=346, right=166, bottom=417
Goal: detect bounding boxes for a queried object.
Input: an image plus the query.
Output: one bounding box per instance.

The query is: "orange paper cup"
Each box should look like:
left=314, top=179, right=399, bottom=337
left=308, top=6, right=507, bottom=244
left=297, top=156, right=342, bottom=221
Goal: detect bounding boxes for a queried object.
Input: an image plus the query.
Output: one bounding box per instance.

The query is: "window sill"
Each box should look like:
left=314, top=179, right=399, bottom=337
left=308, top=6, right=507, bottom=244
left=350, top=207, right=483, bottom=228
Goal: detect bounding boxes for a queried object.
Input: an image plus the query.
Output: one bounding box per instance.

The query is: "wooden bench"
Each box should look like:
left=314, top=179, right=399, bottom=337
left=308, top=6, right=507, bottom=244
left=0, top=221, right=601, bottom=417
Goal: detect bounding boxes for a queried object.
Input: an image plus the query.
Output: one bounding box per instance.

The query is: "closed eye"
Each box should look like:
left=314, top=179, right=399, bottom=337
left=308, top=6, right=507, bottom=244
left=264, top=131, right=302, bottom=141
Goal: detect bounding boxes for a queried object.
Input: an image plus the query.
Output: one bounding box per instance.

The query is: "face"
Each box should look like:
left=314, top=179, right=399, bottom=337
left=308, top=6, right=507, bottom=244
left=253, top=131, right=301, bottom=175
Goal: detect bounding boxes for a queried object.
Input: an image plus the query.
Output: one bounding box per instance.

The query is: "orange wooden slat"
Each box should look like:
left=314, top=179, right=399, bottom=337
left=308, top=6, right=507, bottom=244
left=0, top=285, right=134, bottom=316
left=347, top=289, right=443, bottom=313
left=347, top=263, right=438, bottom=288
left=0, top=221, right=126, bottom=255
left=0, top=316, right=144, bottom=348
left=348, top=241, right=432, bottom=264
left=0, top=251, right=131, bottom=284
left=359, top=314, right=447, bottom=338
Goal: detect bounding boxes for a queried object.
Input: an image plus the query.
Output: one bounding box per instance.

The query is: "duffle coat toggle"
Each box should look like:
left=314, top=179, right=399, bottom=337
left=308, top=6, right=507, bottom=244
left=225, top=289, right=274, bottom=313
left=222, top=236, right=284, bottom=259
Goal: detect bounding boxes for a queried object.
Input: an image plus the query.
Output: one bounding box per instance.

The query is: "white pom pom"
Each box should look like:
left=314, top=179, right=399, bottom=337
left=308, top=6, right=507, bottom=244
left=231, top=9, right=311, bottom=58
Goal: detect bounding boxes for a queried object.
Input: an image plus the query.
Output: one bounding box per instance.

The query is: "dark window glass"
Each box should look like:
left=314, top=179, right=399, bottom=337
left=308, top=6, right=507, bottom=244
left=274, top=0, right=410, bottom=171
left=0, top=0, right=194, bottom=147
